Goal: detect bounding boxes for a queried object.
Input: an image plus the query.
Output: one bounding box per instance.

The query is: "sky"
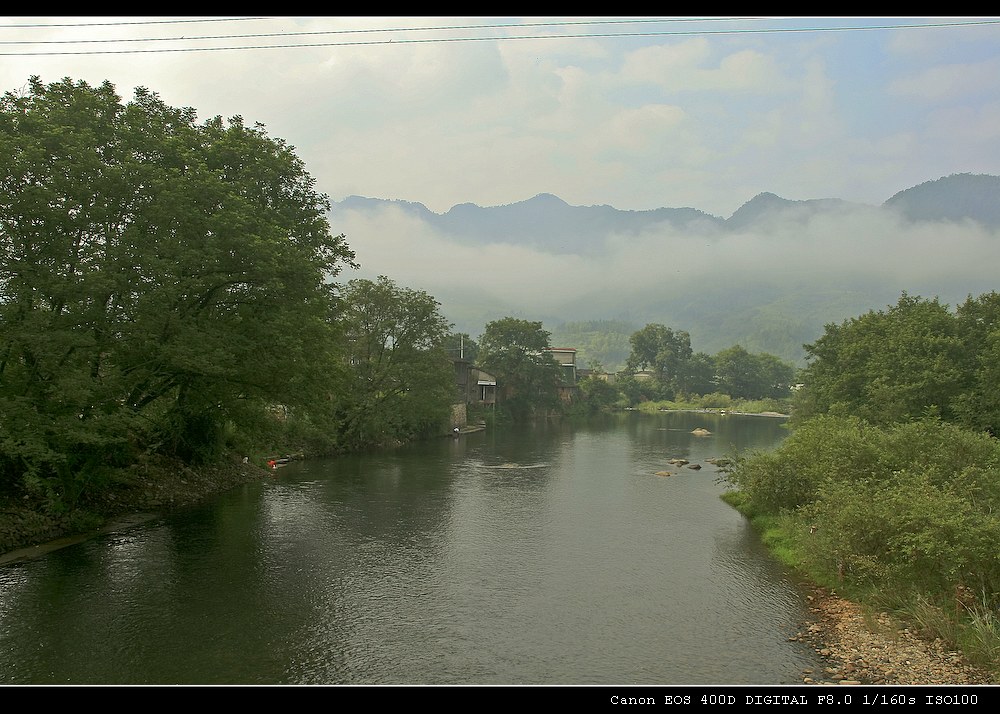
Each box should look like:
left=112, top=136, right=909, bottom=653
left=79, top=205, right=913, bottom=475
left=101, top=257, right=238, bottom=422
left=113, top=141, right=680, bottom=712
left=3, top=15, right=1000, bottom=346
left=3, top=15, right=999, bottom=219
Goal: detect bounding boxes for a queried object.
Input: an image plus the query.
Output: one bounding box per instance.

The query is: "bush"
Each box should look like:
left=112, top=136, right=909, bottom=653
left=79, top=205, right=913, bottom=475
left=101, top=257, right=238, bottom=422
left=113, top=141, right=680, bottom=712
left=724, top=413, right=881, bottom=513
left=729, top=414, right=1000, bottom=611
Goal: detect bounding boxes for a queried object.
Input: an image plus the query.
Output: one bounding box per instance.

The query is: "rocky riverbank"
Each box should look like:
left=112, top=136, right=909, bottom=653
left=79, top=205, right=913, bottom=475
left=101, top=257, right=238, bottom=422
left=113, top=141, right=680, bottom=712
left=793, top=585, right=996, bottom=685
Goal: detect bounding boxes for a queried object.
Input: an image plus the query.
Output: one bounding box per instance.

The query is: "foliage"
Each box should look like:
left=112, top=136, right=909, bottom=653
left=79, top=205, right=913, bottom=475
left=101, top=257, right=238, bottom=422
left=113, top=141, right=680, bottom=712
left=476, top=317, right=564, bottom=420
left=725, top=414, right=1000, bottom=626
left=617, top=322, right=795, bottom=406
left=636, top=393, right=791, bottom=415
left=570, top=374, right=621, bottom=415
left=334, top=276, right=455, bottom=449
left=714, top=344, right=795, bottom=400
left=675, top=351, right=718, bottom=396
left=0, top=76, right=356, bottom=506
left=615, top=373, right=672, bottom=404
left=625, top=323, right=693, bottom=385
left=793, top=292, right=967, bottom=426
left=951, top=292, right=1000, bottom=436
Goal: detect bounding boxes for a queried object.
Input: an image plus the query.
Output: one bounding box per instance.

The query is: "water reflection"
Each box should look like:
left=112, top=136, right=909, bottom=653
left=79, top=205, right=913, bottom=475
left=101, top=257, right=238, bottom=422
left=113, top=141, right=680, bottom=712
left=0, top=412, right=822, bottom=685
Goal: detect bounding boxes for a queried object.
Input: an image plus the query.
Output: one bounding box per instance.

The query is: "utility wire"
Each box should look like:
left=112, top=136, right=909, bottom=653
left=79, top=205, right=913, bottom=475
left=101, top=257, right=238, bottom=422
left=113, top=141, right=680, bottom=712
left=1, top=17, right=998, bottom=56
left=0, top=17, right=272, bottom=28
left=0, top=17, right=768, bottom=45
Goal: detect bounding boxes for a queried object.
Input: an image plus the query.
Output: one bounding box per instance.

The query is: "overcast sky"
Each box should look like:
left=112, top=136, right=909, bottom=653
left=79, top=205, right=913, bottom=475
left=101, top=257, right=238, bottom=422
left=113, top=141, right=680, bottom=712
left=4, top=15, right=1000, bottom=344
left=3, top=15, right=1000, bottom=219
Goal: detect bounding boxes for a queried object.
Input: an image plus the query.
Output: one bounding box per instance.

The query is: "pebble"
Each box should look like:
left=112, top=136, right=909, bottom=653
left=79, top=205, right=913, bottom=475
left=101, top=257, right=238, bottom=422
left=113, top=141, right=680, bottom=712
left=796, top=586, right=995, bottom=685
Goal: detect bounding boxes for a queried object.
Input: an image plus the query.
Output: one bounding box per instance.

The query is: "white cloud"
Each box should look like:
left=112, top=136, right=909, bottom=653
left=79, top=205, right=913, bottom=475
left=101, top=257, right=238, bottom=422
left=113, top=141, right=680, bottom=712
left=889, top=57, right=1000, bottom=102
left=618, top=40, right=792, bottom=93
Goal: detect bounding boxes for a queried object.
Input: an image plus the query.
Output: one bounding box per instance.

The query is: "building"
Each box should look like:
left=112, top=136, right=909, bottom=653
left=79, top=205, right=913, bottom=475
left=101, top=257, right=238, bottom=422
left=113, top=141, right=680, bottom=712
left=543, top=347, right=578, bottom=403
left=452, top=359, right=498, bottom=407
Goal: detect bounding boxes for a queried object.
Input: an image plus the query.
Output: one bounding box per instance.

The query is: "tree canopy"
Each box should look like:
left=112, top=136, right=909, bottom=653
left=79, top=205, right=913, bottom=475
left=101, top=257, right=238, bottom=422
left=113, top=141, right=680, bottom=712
left=335, top=276, right=454, bottom=449
left=477, top=317, right=563, bottom=419
left=0, top=76, right=356, bottom=504
left=714, top=344, right=795, bottom=400
left=794, top=292, right=969, bottom=426
left=625, top=323, right=693, bottom=382
left=620, top=322, right=794, bottom=402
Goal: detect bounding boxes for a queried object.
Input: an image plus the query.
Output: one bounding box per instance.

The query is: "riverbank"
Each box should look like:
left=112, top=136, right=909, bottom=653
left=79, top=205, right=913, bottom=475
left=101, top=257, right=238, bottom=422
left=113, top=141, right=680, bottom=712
left=794, top=585, right=995, bottom=685
left=0, top=456, right=272, bottom=562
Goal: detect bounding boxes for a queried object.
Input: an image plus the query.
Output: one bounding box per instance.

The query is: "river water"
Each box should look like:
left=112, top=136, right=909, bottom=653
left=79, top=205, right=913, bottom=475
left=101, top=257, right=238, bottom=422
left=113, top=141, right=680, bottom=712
left=0, top=410, right=826, bottom=685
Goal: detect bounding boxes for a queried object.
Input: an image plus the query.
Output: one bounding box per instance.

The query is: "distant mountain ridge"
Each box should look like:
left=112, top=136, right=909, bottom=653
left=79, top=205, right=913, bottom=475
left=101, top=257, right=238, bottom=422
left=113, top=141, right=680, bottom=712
left=331, top=173, right=1000, bottom=367
left=333, top=173, right=1000, bottom=255
left=883, top=173, right=1000, bottom=226
left=336, top=192, right=723, bottom=255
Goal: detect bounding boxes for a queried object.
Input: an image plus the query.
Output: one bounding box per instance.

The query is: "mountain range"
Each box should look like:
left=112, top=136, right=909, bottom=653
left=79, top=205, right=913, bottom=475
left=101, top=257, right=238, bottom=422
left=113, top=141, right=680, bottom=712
left=329, top=173, right=1000, bottom=369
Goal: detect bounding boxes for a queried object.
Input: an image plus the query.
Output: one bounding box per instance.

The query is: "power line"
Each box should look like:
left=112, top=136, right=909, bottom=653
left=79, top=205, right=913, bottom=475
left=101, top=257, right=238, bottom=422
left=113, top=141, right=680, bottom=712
left=1, top=17, right=998, bottom=56
left=0, top=17, right=273, bottom=29
left=0, top=17, right=766, bottom=46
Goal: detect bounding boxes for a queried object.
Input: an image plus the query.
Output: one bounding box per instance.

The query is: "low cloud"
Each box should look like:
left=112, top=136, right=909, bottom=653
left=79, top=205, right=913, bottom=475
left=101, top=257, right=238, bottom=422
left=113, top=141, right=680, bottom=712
left=333, top=201, right=1000, bottom=335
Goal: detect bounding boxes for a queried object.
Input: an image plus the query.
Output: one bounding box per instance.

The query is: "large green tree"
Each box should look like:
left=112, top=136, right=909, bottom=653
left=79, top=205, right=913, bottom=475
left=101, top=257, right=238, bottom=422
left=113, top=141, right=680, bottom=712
left=477, top=317, right=563, bottom=419
left=675, top=351, right=717, bottom=396
left=714, top=345, right=795, bottom=400
left=793, top=293, right=966, bottom=425
left=952, top=291, right=1000, bottom=436
left=0, top=76, right=356, bottom=505
left=624, top=323, right=695, bottom=399
left=335, top=276, right=454, bottom=449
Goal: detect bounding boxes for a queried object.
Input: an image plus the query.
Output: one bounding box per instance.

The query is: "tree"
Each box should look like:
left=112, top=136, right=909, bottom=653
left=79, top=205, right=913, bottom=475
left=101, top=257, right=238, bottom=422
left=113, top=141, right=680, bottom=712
left=952, top=291, right=1000, bottom=436
left=0, top=76, right=356, bottom=505
left=335, top=276, right=455, bottom=449
left=477, top=318, right=563, bottom=419
left=714, top=345, right=795, bottom=400
left=794, top=293, right=965, bottom=425
left=675, top=351, right=717, bottom=396
left=574, top=374, right=622, bottom=414
left=625, top=324, right=693, bottom=398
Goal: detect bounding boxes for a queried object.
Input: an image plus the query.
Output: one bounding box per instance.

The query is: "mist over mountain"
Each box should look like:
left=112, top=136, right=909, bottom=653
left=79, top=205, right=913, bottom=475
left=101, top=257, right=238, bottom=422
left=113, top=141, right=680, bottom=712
left=337, top=192, right=722, bottom=256
left=330, top=173, right=1000, bottom=368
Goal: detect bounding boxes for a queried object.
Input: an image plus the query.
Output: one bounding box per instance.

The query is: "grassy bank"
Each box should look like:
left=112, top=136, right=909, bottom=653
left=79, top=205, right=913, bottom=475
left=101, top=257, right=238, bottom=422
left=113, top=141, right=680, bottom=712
left=720, top=415, right=1000, bottom=678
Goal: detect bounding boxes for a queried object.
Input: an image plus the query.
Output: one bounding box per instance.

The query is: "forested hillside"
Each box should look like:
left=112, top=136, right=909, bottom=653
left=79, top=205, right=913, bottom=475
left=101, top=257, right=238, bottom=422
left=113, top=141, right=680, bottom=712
left=548, top=319, right=635, bottom=372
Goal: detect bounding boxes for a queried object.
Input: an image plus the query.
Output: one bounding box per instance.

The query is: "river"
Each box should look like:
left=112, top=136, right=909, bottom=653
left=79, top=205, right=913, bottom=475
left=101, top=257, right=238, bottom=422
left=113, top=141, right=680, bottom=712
left=0, top=410, right=827, bottom=685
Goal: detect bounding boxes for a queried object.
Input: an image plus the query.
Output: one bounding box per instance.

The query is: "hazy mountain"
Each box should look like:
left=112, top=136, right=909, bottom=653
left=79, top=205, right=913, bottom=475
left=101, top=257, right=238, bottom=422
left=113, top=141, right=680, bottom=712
left=882, top=173, right=1000, bottom=228
left=331, top=173, right=1000, bottom=367
left=725, top=192, right=870, bottom=230
left=336, top=192, right=724, bottom=255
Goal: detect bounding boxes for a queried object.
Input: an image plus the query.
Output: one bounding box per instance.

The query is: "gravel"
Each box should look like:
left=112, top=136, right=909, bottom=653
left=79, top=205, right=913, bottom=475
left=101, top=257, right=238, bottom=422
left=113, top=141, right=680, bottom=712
left=792, top=586, right=996, bottom=685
